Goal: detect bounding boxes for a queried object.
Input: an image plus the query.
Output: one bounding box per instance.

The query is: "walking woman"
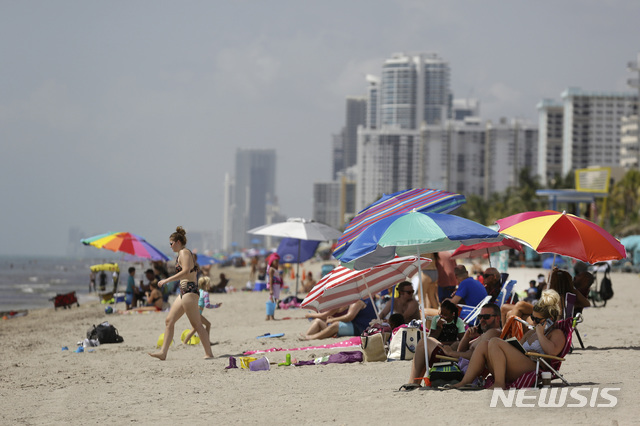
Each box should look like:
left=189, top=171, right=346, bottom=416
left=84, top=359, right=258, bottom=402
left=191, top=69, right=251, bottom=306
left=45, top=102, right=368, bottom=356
left=149, top=226, right=214, bottom=360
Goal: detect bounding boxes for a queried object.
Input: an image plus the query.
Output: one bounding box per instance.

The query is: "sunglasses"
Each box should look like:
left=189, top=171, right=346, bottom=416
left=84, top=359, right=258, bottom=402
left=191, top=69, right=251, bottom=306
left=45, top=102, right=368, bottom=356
left=530, top=315, right=545, bottom=324
left=400, top=290, right=414, bottom=295
left=477, top=314, right=497, bottom=320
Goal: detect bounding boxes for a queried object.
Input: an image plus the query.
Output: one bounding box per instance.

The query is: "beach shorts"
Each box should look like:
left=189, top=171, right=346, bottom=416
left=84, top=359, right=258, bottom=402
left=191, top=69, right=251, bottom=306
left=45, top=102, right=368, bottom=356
left=337, top=321, right=355, bottom=337
left=180, top=281, right=199, bottom=298
left=125, top=293, right=133, bottom=306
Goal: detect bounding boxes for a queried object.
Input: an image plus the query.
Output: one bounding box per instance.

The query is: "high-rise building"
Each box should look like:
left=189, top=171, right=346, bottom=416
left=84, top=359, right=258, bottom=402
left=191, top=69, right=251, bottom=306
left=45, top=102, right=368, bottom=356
left=561, top=88, right=637, bottom=176
left=421, top=117, right=538, bottom=199
left=624, top=52, right=640, bottom=169
left=365, top=75, right=380, bottom=129
left=379, top=52, right=451, bottom=129
left=621, top=115, right=639, bottom=169
left=313, top=168, right=357, bottom=230
left=537, top=99, right=565, bottom=185
left=344, top=97, right=367, bottom=170
left=228, top=148, right=277, bottom=249
left=331, top=131, right=345, bottom=180
left=356, top=128, right=421, bottom=210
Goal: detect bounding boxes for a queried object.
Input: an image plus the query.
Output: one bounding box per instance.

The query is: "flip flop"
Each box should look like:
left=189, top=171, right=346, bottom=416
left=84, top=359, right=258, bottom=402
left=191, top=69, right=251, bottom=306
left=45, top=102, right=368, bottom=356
left=398, top=383, right=421, bottom=392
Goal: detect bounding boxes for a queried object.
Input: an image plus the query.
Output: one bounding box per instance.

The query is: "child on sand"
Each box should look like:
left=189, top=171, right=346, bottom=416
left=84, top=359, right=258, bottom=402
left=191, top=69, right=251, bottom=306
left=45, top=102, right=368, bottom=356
left=182, top=276, right=221, bottom=344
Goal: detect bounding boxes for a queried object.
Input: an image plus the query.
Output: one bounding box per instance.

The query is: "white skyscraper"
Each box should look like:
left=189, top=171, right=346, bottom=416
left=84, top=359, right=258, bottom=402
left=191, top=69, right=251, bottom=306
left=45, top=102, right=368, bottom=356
left=379, top=52, right=451, bottom=129
left=561, top=88, right=637, bottom=175
left=422, top=117, right=537, bottom=198
left=537, top=99, right=565, bottom=185
left=356, top=128, right=421, bottom=210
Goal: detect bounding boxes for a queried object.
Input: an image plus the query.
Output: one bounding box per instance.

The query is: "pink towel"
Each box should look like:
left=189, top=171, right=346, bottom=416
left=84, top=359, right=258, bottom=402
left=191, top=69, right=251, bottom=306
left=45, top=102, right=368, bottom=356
left=243, top=336, right=361, bottom=355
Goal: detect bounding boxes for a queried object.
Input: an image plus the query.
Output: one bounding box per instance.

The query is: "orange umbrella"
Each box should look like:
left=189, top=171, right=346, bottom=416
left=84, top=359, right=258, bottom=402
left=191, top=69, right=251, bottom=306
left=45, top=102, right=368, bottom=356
left=496, top=210, right=625, bottom=264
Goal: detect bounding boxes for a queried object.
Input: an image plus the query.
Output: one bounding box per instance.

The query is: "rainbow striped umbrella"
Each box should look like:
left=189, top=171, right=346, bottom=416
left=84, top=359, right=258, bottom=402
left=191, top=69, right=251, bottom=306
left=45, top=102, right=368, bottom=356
left=333, top=188, right=465, bottom=260
left=496, top=210, right=626, bottom=264
left=81, top=232, right=170, bottom=261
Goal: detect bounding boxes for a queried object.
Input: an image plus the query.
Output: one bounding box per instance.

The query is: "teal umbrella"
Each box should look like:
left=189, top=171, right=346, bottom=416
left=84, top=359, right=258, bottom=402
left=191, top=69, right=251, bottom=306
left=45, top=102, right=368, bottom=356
left=339, top=210, right=502, bottom=386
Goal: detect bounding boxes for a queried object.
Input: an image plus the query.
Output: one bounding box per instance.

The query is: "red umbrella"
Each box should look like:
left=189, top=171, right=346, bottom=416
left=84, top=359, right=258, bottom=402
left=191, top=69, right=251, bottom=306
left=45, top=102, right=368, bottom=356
left=301, top=256, right=431, bottom=315
left=451, top=237, right=523, bottom=266
left=496, top=210, right=626, bottom=264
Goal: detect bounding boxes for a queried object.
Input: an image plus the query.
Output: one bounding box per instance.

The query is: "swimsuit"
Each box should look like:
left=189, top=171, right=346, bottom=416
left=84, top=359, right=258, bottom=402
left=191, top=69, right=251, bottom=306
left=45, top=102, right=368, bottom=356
left=175, top=249, right=199, bottom=298
left=179, top=281, right=199, bottom=297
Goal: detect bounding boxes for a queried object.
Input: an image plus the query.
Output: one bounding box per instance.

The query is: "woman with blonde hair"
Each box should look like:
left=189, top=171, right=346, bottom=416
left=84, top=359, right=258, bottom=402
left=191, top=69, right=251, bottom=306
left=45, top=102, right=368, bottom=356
left=149, top=226, right=214, bottom=360
left=451, top=289, right=566, bottom=389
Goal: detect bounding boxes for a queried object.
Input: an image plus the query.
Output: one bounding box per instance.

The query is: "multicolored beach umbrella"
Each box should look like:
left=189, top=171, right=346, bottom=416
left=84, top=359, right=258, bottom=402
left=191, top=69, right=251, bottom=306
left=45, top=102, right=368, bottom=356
left=339, top=211, right=502, bottom=270
left=496, top=210, right=626, bottom=264
left=81, top=232, right=170, bottom=261
left=332, top=188, right=466, bottom=260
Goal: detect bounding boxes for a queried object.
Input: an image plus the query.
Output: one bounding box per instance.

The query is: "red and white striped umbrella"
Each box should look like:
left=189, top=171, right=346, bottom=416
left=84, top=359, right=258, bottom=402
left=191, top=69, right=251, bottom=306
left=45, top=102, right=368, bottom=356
left=301, top=256, right=431, bottom=314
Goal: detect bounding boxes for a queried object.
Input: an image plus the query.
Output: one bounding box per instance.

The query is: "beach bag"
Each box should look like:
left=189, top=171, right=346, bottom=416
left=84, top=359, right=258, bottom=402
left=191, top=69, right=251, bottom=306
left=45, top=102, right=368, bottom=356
left=599, top=268, right=614, bottom=303
left=360, top=333, right=387, bottom=362
left=362, top=323, right=391, bottom=342
left=428, top=361, right=464, bottom=387
left=87, top=322, right=124, bottom=344
left=387, top=327, right=421, bottom=361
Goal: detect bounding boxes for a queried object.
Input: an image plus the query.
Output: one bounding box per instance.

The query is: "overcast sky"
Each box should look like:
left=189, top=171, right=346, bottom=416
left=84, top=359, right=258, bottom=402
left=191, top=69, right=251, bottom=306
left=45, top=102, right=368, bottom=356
left=1, top=1, right=639, bottom=257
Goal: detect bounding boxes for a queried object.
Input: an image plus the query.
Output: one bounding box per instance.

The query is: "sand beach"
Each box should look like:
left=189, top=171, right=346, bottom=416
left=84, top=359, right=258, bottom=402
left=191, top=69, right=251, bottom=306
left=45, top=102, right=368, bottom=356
left=0, top=261, right=638, bottom=425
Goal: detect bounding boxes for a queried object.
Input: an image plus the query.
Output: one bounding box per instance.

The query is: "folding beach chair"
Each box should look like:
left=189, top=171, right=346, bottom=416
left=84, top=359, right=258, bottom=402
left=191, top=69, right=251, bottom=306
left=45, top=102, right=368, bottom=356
left=459, top=295, right=492, bottom=327
left=496, top=280, right=517, bottom=307
left=486, top=317, right=573, bottom=389
left=564, top=292, right=585, bottom=349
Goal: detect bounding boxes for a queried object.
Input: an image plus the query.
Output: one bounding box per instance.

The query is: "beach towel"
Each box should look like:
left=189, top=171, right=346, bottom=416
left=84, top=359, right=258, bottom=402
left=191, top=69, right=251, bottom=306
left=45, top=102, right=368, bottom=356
left=243, top=336, right=361, bottom=355
left=294, top=351, right=363, bottom=366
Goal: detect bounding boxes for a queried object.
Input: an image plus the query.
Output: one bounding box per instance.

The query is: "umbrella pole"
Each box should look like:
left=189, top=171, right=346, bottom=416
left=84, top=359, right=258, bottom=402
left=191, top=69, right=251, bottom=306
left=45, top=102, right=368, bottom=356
left=417, top=249, right=430, bottom=385
left=363, top=276, right=381, bottom=320
left=390, top=284, right=395, bottom=316
left=488, top=248, right=492, bottom=268
left=295, top=240, right=301, bottom=297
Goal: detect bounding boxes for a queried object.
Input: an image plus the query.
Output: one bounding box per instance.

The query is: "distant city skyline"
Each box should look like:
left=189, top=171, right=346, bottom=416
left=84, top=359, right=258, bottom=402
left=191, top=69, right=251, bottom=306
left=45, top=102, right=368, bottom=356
left=2, top=2, right=639, bottom=256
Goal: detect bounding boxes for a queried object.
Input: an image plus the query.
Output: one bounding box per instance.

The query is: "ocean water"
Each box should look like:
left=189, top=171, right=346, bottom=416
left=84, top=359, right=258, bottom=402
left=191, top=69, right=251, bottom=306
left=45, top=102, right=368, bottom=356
left=0, top=256, right=147, bottom=312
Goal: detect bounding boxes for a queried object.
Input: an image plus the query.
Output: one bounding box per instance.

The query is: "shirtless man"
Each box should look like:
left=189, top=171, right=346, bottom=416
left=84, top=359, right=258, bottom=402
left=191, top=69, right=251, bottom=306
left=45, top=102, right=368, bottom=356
left=379, top=281, right=420, bottom=323
left=401, top=303, right=502, bottom=389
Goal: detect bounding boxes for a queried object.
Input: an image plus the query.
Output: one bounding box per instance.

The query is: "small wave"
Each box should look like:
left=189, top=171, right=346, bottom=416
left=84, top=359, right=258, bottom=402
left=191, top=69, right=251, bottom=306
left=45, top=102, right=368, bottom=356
left=28, top=276, right=38, bottom=283
left=15, top=283, right=51, bottom=293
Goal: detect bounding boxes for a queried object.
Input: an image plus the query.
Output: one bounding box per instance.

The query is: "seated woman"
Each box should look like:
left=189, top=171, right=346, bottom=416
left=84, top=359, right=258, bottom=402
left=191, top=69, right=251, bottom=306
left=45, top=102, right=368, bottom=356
left=500, top=267, right=590, bottom=324
left=428, top=299, right=465, bottom=346
left=210, top=273, right=229, bottom=293
left=452, top=289, right=566, bottom=389
left=128, top=282, right=164, bottom=312
left=299, top=299, right=377, bottom=340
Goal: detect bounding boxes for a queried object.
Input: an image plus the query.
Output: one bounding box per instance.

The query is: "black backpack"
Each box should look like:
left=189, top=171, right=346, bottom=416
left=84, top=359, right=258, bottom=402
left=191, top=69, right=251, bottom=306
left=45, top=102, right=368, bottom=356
left=87, top=322, right=124, bottom=344
left=599, top=267, right=614, bottom=305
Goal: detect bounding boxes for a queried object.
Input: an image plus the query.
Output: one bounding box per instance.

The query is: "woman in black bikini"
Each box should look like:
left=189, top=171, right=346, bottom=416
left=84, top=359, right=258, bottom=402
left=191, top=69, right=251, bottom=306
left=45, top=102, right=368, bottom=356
left=149, top=226, right=214, bottom=360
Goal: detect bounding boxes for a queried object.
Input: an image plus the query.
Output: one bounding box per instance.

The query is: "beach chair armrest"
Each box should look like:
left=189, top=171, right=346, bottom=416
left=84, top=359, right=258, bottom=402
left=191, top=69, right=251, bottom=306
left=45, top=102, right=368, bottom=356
left=525, top=352, right=565, bottom=362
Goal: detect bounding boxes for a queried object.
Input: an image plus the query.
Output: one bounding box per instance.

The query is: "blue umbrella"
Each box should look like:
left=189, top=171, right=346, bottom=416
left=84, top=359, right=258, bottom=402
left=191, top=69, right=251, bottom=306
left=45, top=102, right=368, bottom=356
left=277, top=238, right=319, bottom=264
left=193, top=253, right=219, bottom=266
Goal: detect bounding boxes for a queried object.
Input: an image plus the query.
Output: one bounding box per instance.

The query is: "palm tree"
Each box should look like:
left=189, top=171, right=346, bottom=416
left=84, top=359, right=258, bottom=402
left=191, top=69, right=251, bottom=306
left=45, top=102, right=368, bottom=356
left=607, top=170, right=640, bottom=234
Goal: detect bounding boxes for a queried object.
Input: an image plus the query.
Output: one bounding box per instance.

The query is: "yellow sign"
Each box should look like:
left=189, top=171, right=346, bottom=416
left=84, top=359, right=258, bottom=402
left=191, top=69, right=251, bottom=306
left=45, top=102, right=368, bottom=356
left=575, top=167, right=611, bottom=193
